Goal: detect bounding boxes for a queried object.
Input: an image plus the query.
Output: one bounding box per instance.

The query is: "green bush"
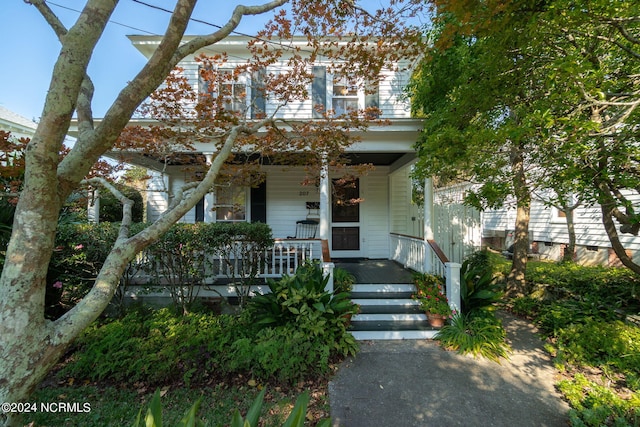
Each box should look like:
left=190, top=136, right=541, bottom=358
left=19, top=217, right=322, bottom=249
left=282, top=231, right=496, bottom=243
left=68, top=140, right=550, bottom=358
left=99, top=183, right=144, bottom=223
left=537, top=298, right=620, bottom=337
left=552, top=319, right=640, bottom=373
left=526, top=262, right=640, bottom=312
left=510, top=296, right=541, bottom=318
left=435, top=311, right=510, bottom=362
left=333, top=267, right=355, bottom=294
left=245, top=262, right=359, bottom=381
left=460, top=252, right=504, bottom=314
left=62, top=307, right=247, bottom=386
left=62, top=296, right=356, bottom=386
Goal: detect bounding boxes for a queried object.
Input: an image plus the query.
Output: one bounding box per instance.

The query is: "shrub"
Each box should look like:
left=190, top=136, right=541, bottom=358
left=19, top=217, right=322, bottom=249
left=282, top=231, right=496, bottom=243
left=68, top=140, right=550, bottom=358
left=333, top=267, right=355, bottom=294
left=526, top=262, right=640, bottom=313
left=460, top=254, right=504, bottom=314
left=61, top=307, right=246, bottom=386
left=536, top=297, right=620, bottom=337
left=63, top=294, right=356, bottom=386
left=99, top=183, right=144, bottom=223
left=435, top=311, right=510, bottom=362
left=552, top=320, right=640, bottom=374
left=246, top=262, right=359, bottom=382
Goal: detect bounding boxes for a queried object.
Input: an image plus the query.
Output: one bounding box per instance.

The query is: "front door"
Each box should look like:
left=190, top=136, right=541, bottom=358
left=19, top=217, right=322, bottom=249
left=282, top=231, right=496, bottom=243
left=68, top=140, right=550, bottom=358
left=331, top=178, right=362, bottom=257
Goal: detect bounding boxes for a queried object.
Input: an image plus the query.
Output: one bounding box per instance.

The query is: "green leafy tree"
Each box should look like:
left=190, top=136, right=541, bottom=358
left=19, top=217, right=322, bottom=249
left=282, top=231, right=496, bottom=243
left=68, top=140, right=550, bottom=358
left=410, top=0, right=640, bottom=294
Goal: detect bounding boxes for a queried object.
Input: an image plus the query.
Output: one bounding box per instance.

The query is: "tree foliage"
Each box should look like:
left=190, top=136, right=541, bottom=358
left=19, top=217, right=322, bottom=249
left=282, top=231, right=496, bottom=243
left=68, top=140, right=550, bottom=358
left=409, top=0, right=640, bottom=288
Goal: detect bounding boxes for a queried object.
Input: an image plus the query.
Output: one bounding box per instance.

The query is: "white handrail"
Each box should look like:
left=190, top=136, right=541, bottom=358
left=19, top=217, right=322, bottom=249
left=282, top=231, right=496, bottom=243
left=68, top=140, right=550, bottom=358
left=389, top=233, right=461, bottom=312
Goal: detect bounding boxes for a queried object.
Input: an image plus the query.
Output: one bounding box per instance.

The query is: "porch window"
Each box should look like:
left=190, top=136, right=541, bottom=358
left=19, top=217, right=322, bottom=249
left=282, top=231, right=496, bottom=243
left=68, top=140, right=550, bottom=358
left=332, top=75, right=359, bottom=116
left=215, top=185, right=247, bottom=222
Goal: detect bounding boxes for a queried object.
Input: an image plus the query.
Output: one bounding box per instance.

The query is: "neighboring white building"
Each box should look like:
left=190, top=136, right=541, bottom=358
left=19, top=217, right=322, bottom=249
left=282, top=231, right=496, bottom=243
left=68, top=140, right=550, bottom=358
left=434, top=181, right=640, bottom=267
left=0, top=106, right=37, bottom=140
left=481, top=194, right=640, bottom=267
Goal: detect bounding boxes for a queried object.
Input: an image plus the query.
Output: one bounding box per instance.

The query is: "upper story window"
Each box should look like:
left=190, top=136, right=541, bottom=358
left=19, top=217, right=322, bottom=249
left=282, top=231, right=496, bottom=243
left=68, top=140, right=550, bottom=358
left=199, top=67, right=248, bottom=115
left=219, top=71, right=247, bottom=112
left=332, top=75, right=359, bottom=116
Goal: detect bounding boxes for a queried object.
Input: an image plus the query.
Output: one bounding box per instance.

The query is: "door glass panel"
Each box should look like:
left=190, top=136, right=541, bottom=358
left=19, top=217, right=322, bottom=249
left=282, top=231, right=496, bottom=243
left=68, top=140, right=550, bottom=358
left=332, top=178, right=359, bottom=223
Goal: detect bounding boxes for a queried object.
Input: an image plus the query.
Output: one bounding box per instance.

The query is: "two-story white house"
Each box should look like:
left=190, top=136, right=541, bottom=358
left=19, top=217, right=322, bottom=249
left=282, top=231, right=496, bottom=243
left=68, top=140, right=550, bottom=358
left=120, top=35, right=429, bottom=261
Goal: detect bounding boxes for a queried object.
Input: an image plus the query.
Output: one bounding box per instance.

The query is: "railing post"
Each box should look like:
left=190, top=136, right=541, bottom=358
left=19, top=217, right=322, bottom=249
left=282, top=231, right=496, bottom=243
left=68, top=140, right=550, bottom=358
left=422, top=240, right=432, bottom=274
left=445, top=262, right=461, bottom=314
left=323, top=261, right=335, bottom=293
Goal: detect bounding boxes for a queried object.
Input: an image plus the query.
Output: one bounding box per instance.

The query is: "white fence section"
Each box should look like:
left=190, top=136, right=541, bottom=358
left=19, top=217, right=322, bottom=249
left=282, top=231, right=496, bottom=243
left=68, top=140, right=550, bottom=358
left=389, top=232, right=461, bottom=312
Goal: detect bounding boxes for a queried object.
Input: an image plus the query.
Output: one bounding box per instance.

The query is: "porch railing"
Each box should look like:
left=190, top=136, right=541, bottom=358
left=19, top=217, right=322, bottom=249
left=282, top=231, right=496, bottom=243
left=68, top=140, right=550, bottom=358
left=389, top=232, right=461, bottom=312
left=129, top=238, right=332, bottom=290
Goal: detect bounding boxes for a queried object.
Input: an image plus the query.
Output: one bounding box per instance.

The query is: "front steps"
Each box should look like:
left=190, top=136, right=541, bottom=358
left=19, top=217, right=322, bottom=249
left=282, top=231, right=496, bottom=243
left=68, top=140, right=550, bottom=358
left=348, top=284, right=439, bottom=340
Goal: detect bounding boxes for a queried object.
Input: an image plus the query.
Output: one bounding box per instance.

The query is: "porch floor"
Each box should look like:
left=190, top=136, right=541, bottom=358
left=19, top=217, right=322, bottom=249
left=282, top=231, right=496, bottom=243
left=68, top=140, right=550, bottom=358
left=333, top=259, right=415, bottom=284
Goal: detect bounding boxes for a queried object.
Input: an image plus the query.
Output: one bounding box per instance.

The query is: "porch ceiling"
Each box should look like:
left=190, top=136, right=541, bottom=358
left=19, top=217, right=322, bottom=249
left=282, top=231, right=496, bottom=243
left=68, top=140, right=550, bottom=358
left=106, top=150, right=415, bottom=170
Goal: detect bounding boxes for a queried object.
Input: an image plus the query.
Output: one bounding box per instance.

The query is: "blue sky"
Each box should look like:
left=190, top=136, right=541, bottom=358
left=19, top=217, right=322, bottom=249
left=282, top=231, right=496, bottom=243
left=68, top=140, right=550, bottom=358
left=0, top=0, right=276, bottom=121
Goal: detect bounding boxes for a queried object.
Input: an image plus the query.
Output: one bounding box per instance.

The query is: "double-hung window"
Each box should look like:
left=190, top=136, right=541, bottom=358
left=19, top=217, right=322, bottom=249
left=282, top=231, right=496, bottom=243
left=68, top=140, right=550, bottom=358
left=215, top=185, right=247, bottom=222
left=198, top=66, right=247, bottom=115
left=332, top=75, right=359, bottom=116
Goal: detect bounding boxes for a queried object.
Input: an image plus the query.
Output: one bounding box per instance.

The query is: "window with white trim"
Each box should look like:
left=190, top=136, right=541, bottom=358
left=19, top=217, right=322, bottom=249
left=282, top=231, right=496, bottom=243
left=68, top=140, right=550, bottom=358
left=198, top=67, right=248, bottom=114
left=215, top=185, right=247, bottom=222
left=332, top=75, right=359, bottom=115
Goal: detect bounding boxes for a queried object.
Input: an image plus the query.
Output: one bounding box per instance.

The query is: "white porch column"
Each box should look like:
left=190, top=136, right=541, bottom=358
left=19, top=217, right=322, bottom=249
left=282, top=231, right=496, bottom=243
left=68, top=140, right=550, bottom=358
left=204, top=153, right=215, bottom=222
left=319, top=158, right=330, bottom=240
left=423, top=177, right=434, bottom=240
left=88, top=189, right=99, bottom=224
left=423, top=177, right=434, bottom=273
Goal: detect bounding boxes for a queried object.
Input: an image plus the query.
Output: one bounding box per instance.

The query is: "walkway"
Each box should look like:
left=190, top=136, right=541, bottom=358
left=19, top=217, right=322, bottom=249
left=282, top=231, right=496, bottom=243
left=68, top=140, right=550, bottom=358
left=328, top=311, right=570, bottom=426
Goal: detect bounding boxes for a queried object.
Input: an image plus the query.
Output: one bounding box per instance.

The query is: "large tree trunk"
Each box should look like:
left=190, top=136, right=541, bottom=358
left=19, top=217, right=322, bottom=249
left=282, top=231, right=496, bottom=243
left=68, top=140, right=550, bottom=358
left=563, top=205, right=577, bottom=262
left=598, top=190, right=640, bottom=275
left=506, top=145, right=531, bottom=297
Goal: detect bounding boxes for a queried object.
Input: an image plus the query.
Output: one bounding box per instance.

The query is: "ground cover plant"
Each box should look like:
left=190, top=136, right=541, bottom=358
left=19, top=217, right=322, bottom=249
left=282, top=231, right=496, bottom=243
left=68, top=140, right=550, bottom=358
left=434, top=250, right=510, bottom=362
left=509, top=261, right=640, bottom=426
left=27, top=262, right=354, bottom=425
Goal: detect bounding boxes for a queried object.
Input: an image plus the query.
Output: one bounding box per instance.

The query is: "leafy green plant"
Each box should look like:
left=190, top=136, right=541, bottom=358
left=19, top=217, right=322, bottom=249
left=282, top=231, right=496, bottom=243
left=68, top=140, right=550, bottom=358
left=435, top=312, right=510, bottom=362
left=412, top=273, right=453, bottom=316
left=200, top=222, right=273, bottom=308
left=61, top=307, right=247, bottom=386
left=536, top=297, right=619, bottom=337
left=510, top=296, right=540, bottom=318
left=249, top=262, right=359, bottom=328
left=99, top=183, right=144, bottom=223
left=245, top=262, right=358, bottom=381
left=460, top=254, right=504, bottom=314
left=552, top=319, right=640, bottom=373
left=333, top=267, right=355, bottom=294
left=132, top=388, right=331, bottom=427
left=557, top=373, right=640, bottom=427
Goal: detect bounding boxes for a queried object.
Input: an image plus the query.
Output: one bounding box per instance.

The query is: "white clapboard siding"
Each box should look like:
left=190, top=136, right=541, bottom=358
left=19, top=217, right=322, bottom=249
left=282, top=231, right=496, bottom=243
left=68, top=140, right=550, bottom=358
left=146, top=171, right=169, bottom=223
left=175, top=57, right=411, bottom=121
left=362, top=168, right=391, bottom=258
left=389, top=165, right=422, bottom=237
left=264, top=166, right=320, bottom=238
